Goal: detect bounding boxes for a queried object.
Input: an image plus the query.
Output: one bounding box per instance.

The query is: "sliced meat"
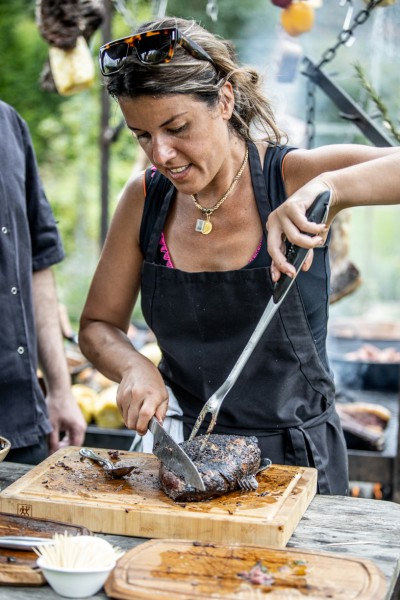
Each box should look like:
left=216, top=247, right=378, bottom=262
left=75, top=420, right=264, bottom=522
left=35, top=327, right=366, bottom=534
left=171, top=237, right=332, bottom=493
left=159, top=434, right=261, bottom=502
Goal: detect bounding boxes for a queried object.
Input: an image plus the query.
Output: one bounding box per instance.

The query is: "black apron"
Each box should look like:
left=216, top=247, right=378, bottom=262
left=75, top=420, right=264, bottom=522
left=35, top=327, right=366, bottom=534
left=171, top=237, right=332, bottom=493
left=140, top=142, right=349, bottom=495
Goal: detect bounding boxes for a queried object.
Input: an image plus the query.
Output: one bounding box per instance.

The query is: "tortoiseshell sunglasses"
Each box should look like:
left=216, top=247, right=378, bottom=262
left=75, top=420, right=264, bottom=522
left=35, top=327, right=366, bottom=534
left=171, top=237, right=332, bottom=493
left=99, top=27, right=214, bottom=76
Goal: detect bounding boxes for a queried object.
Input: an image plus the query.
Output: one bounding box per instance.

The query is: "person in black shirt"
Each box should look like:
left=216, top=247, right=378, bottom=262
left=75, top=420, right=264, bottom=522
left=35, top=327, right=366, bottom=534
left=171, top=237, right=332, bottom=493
left=0, top=100, right=86, bottom=464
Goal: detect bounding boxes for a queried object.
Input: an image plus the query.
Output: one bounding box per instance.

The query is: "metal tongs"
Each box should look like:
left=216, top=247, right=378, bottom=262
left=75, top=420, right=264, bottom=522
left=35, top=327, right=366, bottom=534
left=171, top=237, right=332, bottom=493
left=189, top=190, right=331, bottom=449
left=79, top=448, right=136, bottom=478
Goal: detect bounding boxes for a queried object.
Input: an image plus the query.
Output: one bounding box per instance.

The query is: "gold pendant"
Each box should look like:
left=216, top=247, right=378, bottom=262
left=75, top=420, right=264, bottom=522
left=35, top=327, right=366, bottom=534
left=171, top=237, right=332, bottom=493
left=195, top=218, right=212, bottom=235
left=202, top=220, right=212, bottom=235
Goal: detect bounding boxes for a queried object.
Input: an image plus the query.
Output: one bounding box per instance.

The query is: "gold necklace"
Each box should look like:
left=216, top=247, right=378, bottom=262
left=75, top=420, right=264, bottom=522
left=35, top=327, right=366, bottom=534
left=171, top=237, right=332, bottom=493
left=191, top=147, right=249, bottom=235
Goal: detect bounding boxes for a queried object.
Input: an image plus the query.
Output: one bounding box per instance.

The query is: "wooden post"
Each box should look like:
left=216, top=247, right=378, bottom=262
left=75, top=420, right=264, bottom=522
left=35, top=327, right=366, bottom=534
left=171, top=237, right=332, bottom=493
left=99, top=0, right=113, bottom=248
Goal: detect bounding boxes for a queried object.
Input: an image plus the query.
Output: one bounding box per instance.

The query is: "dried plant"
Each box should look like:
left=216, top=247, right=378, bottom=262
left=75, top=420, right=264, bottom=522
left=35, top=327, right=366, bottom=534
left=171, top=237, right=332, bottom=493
left=353, top=61, right=400, bottom=144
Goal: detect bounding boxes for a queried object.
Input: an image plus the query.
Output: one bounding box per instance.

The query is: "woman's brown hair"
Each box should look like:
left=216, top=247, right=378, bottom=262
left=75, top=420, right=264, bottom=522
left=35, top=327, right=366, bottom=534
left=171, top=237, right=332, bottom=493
left=106, top=16, right=285, bottom=144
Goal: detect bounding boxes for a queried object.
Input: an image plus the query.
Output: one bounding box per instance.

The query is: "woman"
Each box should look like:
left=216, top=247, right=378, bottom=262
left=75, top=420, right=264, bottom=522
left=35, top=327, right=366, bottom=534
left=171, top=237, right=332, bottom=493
left=79, top=17, right=400, bottom=495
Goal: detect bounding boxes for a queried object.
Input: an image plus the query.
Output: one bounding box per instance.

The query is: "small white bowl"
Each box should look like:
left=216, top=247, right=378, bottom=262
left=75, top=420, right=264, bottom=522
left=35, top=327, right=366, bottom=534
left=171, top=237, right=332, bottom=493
left=36, top=557, right=116, bottom=598
left=0, top=437, right=11, bottom=463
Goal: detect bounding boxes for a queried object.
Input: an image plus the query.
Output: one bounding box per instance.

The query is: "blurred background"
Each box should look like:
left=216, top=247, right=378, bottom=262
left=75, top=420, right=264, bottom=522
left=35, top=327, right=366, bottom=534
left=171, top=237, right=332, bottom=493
left=1, top=0, right=399, bottom=329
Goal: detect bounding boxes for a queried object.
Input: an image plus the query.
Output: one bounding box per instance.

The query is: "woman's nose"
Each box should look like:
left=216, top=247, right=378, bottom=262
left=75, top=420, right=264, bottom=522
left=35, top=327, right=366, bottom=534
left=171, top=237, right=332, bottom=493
left=151, top=137, right=176, bottom=166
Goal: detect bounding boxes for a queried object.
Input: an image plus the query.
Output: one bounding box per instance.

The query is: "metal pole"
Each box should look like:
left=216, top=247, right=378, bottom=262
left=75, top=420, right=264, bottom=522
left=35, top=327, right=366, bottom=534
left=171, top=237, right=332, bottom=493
left=99, top=0, right=113, bottom=248
left=302, top=58, right=395, bottom=148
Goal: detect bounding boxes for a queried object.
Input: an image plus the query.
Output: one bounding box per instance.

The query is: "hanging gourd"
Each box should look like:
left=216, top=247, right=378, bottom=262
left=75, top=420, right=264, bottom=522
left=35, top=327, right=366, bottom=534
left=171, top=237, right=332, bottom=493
left=271, top=0, right=293, bottom=7
left=280, top=1, right=315, bottom=37
left=35, top=0, right=104, bottom=95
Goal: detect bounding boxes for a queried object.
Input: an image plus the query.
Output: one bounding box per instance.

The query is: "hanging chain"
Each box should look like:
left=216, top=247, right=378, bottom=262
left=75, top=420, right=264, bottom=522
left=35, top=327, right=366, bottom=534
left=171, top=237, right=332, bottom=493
left=305, top=0, right=384, bottom=148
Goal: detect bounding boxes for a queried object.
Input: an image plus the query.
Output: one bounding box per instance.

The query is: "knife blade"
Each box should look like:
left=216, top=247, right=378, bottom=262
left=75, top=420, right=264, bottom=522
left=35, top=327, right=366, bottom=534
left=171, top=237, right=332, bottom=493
left=189, top=189, right=331, bottom=442
left=149, top=416, right=205, bottom=491
left=0, top=536, right=55, bottom=551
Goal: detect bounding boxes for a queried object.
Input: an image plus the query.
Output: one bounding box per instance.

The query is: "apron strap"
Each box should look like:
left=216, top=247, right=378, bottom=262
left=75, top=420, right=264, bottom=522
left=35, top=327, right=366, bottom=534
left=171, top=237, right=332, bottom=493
left=248, top=141, right=271, bottom=239
left=140, top=168, right=175, bottom=262
left=146, top=185, right=175, bottom=262
left=248, top=141, right=296, bottom=244
left=286, top=402, right=336, bottom=495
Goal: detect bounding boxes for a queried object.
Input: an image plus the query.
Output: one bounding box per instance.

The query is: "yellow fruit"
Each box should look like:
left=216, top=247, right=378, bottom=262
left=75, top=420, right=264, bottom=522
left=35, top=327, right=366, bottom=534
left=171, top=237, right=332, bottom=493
left=48, top=36, right=95, bottom=96
left=71, top=384, right=98, bottom=424
left=139, top=342, right=162, bottom=367
left=281, top=2, right=315, bottom=37
left=93, top=385, right=125, bottom=429
left=75, top=367, right=114, bottom=391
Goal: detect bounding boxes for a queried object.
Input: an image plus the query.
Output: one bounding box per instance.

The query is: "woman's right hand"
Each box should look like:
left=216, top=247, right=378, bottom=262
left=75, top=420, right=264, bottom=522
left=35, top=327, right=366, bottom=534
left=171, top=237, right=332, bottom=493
left=267, top=180, right=330, bottom=281
left=116, top=356, right=169, bottom=436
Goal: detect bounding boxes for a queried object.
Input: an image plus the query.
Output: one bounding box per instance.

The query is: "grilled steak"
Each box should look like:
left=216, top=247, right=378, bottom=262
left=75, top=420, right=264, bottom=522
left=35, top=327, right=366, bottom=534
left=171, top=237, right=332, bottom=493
left=159, top=434, right=261, bottom=501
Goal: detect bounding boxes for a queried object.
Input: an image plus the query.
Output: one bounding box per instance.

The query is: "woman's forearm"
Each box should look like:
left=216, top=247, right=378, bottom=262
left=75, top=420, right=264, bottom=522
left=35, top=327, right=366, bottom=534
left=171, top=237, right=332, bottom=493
left=79, top=319, right=168, bottom=434
left=79, top=320, right=142, bottom=382
left=267, top=151, right=400, bottom=279
left=321, top=152, right=400, bottom=222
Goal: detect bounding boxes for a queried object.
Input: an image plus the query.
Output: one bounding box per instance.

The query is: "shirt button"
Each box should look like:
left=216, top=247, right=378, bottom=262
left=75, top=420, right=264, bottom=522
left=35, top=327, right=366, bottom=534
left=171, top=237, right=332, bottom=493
left=17, top=346, right=25, bottom=355
left=11, top=287, right=18, bottom=295
left=1, top=227, right=8, bottom=234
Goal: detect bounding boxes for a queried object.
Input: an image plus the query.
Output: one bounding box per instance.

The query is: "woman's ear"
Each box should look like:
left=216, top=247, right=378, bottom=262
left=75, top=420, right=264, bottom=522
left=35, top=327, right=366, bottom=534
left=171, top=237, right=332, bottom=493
left=218, top=81, right=235, bottom=121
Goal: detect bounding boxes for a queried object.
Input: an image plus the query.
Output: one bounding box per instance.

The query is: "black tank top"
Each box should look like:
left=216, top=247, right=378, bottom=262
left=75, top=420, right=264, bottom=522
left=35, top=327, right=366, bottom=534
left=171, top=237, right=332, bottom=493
left=140, top=145, right=331, bottom=369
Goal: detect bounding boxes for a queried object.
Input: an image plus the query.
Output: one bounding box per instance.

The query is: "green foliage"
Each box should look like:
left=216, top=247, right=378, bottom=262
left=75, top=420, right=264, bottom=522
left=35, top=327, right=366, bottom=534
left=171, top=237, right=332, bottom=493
left=0, top=0, right=65, bottom=162
left=39, top=90, right=138, bottom=324
left=167, top=0, right=268, bottom=39
left=0, top=1, right=147, bottom=324
left=165, top=0, right=277, bottom=63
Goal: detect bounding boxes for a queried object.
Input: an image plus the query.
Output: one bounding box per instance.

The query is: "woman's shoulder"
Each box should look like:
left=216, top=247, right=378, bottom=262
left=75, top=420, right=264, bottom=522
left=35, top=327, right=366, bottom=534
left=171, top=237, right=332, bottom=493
left=121, top=170, right=146, bottom=199
left=111, top=171, right=146, bottom=236
left=252, top=141, right=297, bottom=165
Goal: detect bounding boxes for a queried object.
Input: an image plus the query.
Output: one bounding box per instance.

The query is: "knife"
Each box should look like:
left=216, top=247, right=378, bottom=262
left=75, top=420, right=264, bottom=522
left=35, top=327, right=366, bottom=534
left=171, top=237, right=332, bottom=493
left=271, top=189, right=331, bottom=303
left=189, top=189, right=331, bottom=442
left=0, top=536, right=55, bottom=551
left=149, top=416, right=205, bottom=491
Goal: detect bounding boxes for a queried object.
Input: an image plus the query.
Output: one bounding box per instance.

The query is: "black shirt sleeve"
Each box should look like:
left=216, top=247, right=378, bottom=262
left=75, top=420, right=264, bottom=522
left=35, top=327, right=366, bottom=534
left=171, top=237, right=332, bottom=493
left=18, top=112, right=65, bottom=271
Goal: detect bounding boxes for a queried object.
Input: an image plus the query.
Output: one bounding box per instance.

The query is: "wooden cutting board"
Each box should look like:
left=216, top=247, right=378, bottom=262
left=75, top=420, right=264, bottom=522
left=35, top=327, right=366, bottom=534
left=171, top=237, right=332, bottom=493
left=0, top=512, right=90, bottom=586
left=0, top=447, right=317, bottom=548
left=105, top=539, right=387, bottom=600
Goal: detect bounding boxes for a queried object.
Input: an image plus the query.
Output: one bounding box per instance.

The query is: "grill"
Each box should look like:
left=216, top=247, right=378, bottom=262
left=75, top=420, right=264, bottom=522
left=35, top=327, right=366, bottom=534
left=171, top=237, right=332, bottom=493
left=328, top=327, right=400, bottom=502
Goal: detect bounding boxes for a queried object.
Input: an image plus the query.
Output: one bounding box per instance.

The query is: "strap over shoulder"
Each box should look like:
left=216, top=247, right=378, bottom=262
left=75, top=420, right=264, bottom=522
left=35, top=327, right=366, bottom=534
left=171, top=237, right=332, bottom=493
left=140, top=167, right=174, bottom=256
left=263, top=144, right=296, bottom=210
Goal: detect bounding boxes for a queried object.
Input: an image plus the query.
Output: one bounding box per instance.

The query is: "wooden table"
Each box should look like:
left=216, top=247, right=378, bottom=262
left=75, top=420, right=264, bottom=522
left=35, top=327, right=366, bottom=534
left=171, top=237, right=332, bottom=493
left=1, top=462, right=399, bottom=599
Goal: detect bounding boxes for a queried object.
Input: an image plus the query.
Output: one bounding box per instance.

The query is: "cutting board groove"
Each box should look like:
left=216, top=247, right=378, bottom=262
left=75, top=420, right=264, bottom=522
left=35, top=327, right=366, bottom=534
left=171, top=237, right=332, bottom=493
left=0, top=447, right=317, bottom=547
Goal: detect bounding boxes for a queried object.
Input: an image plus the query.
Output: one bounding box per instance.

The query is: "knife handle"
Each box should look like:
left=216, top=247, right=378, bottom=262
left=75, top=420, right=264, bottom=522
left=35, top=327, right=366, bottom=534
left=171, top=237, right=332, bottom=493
left=272, top=189, right=331, bottom=304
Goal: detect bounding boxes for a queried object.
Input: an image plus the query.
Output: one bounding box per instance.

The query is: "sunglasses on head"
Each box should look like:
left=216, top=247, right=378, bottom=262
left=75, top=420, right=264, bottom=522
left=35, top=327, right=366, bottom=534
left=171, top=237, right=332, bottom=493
left=99, top=27, right=214, bottom=76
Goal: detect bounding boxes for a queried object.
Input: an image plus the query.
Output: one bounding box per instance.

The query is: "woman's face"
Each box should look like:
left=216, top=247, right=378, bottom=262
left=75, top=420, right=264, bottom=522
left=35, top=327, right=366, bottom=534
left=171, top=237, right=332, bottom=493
left=118, top=85, right=235, bottom=196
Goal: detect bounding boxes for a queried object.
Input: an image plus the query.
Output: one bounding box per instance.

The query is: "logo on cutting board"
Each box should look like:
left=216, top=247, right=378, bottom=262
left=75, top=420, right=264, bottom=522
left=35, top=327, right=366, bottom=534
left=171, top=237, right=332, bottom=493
left=17, top=504, right=32, bottom=517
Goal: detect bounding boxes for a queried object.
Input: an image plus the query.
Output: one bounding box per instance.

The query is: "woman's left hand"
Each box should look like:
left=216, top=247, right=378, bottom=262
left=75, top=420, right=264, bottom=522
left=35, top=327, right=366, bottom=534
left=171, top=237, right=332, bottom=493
left=267, top=181, right=331, bottom=281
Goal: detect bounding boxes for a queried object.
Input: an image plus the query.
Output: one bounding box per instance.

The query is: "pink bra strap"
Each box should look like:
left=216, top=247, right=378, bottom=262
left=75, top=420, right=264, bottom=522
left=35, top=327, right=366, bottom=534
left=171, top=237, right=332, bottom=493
left=159, top=232, right=174, bottom=268
left=248, top=238, right=263, bottom=264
